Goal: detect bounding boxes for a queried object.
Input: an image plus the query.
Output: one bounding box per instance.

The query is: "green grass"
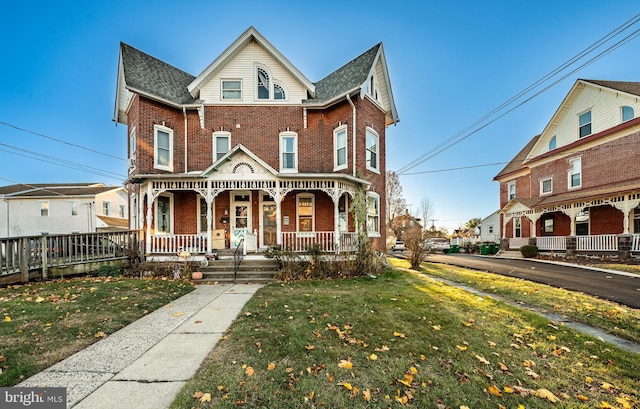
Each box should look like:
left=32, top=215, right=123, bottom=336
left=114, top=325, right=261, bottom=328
left=171, top=268, right=639, bottom=409
left=390, top=258, right=640, bottom=346
left=0, top=276, right=193, bottom=386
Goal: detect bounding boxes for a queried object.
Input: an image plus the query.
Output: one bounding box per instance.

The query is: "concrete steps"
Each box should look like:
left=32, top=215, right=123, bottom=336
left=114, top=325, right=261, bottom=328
left=194, top=257, right=279, bottom=283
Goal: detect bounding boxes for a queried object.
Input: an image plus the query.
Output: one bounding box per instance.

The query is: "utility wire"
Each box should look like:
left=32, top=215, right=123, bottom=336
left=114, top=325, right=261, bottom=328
left=396, top=13, right=640, bottom=175
left=0, top=121, right=126, bottom=162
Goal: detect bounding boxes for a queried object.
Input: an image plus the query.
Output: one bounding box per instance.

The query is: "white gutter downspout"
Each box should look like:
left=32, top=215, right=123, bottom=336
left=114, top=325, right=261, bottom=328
left=346, top=94, right=356, bottom=177
left=183, top=107, right=188, bottom=173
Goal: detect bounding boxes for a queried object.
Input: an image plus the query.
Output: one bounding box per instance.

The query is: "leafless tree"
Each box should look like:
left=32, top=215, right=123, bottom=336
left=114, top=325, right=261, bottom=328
left=418, top=197, right=435, bottom=231
left=385, top=171, right=406, bottom=226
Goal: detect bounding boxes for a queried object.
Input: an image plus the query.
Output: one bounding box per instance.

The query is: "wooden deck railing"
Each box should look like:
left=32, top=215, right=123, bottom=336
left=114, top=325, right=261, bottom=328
left=633, top=234, right=640, bottom=252
left=536, top=236, right=567, bottom=251
left=576, top=234, right=618, bottom=251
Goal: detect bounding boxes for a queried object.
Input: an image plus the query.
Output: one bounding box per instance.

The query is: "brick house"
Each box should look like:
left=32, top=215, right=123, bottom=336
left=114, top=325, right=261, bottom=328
left=113, top=27, right=399, bottom=257
left=494, top=79, right=640, bottom=257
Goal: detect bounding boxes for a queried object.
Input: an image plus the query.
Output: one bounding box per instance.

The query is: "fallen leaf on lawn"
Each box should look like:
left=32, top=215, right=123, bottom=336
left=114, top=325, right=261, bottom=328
left=522, top=359, right=536, bottom=368
left=616, top=397, right=631, bottom=408
left=460, top=406, right=470, bottom=409
left=305, top=344, right=315, bottom=350
left=340, top=382, right=353, bottom=390
left=267, top=362, right=276, bottom=371
left=585, top=376, right=593, bottom=383
left=409, top=367, right=418, bottom=374
left=526, top=369, right=540, bottom=379
left=375, top=345, right=390, bottom=352
left=368, top=354, right=378, bottom=361
left=475, top=355, right=490, bottom=365
left=503, top=385, right=514, bottom=394
left=600, top=382, right=612, bottom=390
left=338, top=360, right=353, bottom=369
left=576, top=394, right=589, bottom=401
left=35, top=296, right=45, bottom=303
left=245, top=366, right=255, bottom=376
left=393, top=331, right=406, bottom=339
left=398, top=374, right=413, bottom=387
left=432, top=325, right=441, bottom=331
left=599, top=401, right=613, bottom=408
left=498, top=362, right=509, bottom=371
left=488, top=385, right=502, bottom=397
left=199, top=393, right=211, bottom=403
left=3, top=316, right=11, bottom=322
left=456, top=345, right=468, bottom=351
left=307, top=391, right=315, bottom=400
left=192, top=391, right=204, bottom=399
left=363, top=389, right=371, bottom=401
left=94, top=331, right=107, bottom=338
left=536, top=388, right=559, bottom=403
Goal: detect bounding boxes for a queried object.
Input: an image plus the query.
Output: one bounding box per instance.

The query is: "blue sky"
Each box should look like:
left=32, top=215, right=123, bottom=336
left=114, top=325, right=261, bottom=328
left=1, top=1, right=640, bottom=232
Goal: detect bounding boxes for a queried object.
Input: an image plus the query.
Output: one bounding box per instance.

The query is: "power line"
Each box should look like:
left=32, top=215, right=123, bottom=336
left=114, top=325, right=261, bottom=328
left=0, top=121, right=125, bottom=162
left=396, top=13, right=640, bottom=175
left=400, top=162, right=509, bottom=175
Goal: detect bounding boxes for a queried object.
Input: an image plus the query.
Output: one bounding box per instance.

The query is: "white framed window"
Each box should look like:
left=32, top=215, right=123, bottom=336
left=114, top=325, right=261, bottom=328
left=199, top=197, right=214, bottom=233
left=154, top=124, right=173, bottom=171
left=70, top=201, right=79, bottom=216
left=369, top=74, right=380, bottom=101
left=221, top=80, right=242, bottom=100
left=622, top=106, right=634, bottom=122
left=514, top=217, right=521, bottom=238
left=102, top=201, right=110, bottom=216
left=334, top=126, right=348, bottom=170
left=274, top=83, right=286, bottom=100
left=119, top=204, right=125, bottom=218
left=578, top=110, right=592, bottom=138
left=548, top=135, right=556, bottom=150
left=366, top=192, right=380, bottom=237
left=540, top=177, right=553, bottom=195
left=296, top=194, right=314, bottom=233
left=280, top=131, right=298, bottom=172
left=568, top=157, right=582, bottom=189
left=39, top=201, right=49, bottom=217
left=366, top=127, right=379, bottom=173
left=155, top=195, right=173, bottom=234
left=338, top=194, right=348, bottom=232
left=257, top=67, right=270, bottom=100
left=214, top=131, right=231, bottom=161
left=507, top=181, right=516, bottom=200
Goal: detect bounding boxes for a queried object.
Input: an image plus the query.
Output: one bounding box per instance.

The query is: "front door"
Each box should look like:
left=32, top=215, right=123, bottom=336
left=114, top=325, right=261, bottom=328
left=231, top=192, right=251, bottom=247
left=262, top=203, right=277, bottom=247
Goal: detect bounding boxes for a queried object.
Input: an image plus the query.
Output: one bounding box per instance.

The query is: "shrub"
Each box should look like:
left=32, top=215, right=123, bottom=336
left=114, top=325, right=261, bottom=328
left=520, top=245, right=538, bottom=258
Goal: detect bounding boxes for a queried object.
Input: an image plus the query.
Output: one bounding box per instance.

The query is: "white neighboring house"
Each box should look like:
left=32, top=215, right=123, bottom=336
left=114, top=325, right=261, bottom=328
left=0, top=183, right=128, bottom=238
left=480, top=210, right=501, bottom=243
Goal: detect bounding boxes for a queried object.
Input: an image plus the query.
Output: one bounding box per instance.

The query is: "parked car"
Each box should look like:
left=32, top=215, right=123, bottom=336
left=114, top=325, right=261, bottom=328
left=422, top=238, right=450, bottom=253
left=391, top=240, right=406, bottom=251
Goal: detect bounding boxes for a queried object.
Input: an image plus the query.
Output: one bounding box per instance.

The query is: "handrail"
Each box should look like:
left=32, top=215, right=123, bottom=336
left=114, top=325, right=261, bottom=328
left=234, top=238, right=245, bottom=282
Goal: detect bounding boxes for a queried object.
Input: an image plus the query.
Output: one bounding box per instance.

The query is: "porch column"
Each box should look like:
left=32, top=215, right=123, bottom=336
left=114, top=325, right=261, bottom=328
left=275, top=190, right=282, bottom=246
left=526, top=212, right=541, bottom=238
left=333, top=192, right=340, bottom=249
left=561, top=206, right=583, bottom=237
left=611, top=197, right=640, bottom=234
left=145, top=184, right=153, bottom=254
left=206, top=181, right=213, bottom=253
left=501, top=213, right=511, bottom=239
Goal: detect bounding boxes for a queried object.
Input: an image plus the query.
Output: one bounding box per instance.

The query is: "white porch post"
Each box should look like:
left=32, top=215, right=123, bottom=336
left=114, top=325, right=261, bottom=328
left=527, top=212, right=541, bottom=238
left=612, top=197, right=640, bottom=234
left=561, top=206, right=582, bottom=236
left=501, top=213, right=511, bottom=239
left=333, top=192, right=340, bottom=249
left=275, top=189, right=282, bottom=246
left=145, top=184, right=153, bottom=254
left=206, top=180, right=213, bottom=253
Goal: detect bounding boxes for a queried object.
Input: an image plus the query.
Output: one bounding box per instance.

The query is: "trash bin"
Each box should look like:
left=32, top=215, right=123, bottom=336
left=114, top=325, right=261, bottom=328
left=480, top=244, right=488, bottom=255
left=449, top=244, right=459, bottom=253
left=489, top=243, right=498, bottom=254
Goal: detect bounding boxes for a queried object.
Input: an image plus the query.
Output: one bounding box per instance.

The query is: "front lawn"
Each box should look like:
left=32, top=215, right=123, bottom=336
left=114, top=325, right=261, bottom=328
left=0, top=276, right=193, bottom=386
left=171, top=268, right=639, bottom=408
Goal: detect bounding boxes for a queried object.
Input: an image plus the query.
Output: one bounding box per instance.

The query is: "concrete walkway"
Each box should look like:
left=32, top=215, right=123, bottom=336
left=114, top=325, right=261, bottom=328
left=18, top=283, right=263, bottom=408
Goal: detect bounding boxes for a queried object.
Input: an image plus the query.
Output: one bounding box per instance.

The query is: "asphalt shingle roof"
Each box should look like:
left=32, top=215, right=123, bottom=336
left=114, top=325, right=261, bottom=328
left=120, top=43, right=197, bottom=105
left=306, top=43, right=381, bottom=104
left=494, top=134, right=540, bottom=180
left=0, top=183, right=118, bottom=197
left=583, top=79, right=640, bottom=97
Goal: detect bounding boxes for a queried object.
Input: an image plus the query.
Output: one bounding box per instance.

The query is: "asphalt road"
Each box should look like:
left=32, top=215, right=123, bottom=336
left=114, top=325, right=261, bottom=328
left=421, top=253, right=640, bottom=309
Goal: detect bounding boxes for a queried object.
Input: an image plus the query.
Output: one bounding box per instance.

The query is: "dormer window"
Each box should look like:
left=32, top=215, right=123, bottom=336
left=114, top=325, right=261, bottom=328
left=257, top=67, right=270, bottom=99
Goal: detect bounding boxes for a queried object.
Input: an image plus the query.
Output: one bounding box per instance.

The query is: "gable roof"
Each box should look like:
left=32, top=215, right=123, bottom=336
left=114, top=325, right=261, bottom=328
left=583, top=79, right=640, bottom=97
left=0, top=183, right=120, bottom=198
left=201, top=143, right=278, bottom=177
left=188, top=26, right=315, bottom=99
left=493, top=134, right=540, bottom=180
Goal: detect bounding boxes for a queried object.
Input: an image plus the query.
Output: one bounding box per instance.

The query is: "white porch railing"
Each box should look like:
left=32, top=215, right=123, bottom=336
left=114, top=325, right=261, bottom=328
left=576, top=234, right=618, bottom=251
left=508, top=237, right=530, bottom=249
left=150, top=234, right=208, bottom=254
left=633, top=234, right=640, bottom=252
left=281, top=232, right=357, bottom=253
left=536, top=236, right=566, bottom=251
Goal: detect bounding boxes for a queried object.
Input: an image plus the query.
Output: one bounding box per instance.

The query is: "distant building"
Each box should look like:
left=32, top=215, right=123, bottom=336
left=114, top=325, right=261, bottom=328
left=480, top=210, right=500, bottom=242
left=0, top=183, right=128, bottom=238
left=389, top=210, right=422, bottom=240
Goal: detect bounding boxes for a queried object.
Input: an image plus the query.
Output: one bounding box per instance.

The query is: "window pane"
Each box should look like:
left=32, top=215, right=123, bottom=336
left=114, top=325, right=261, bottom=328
left=216, top=136, right=229, bottom=154
left=548, top=136, right=556, bottom=150
left=283, top=153, right=295, bottom=169
left=283, top=137, right=294, bottom=152
left=542, top=179, right=552, bottom=193
left=274, top=84, right=285, bottom=99
left=579, top=111, right=591, bottom=126
left=158, top=148, right=169, bottom=166
left=579, top=111, right=591, bottom=138
left=337, top=148, right=346, bottom=166
left=157, top=130, right=169, bottom=149
left=622, top=106, right=634, bottom=122
left=257, top=68, right=269, bottom=99
left=224, top=81, right=241, bottom=90
left=571, top=173, right=581, bottom=187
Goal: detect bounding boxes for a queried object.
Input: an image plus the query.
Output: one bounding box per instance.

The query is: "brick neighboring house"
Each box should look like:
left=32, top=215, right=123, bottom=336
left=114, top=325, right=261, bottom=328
left=113, top=27, right=399, bottom=257
left=494, top=79, right=640, bottom=257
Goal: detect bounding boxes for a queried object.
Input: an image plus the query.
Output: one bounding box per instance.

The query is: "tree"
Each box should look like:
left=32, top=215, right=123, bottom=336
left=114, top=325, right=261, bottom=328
left=385, top=171, right=406, bottom=226
left=465, top=218, right=481, bottom=231
left=418, top=197, right=435, bottom=232
left=404, top=224, right=428, bottom=269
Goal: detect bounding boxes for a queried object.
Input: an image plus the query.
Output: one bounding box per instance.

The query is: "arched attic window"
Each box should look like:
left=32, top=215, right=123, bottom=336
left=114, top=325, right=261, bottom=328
left=548, top=135, right=557, bottom=151
left=257, top=67, right=270, bottom=99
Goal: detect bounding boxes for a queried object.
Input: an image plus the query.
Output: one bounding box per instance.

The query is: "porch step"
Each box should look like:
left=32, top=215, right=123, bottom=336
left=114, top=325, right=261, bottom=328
left=195, top=258, right=279, bottom=283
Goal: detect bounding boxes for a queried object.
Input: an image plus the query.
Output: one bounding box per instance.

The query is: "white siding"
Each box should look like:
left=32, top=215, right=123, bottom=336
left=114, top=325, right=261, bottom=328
left=199, top=41, right=308, bottom=104
left=532, top=83, right=640, bottom=157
